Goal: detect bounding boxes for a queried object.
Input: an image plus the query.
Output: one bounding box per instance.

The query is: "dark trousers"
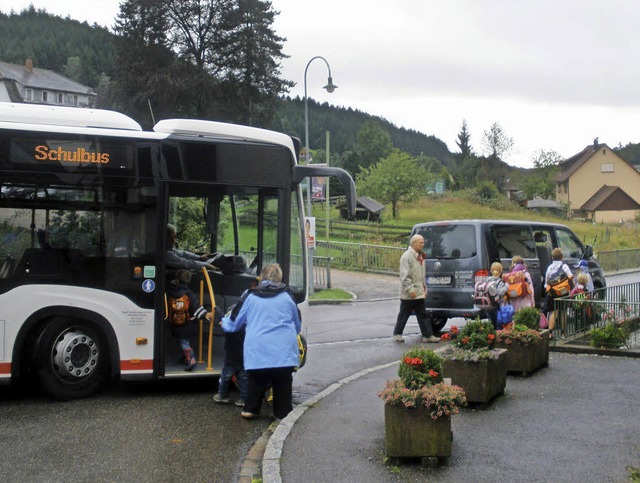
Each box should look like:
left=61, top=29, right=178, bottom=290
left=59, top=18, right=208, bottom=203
left=393, top=298, right=433, bottom=337
left=245, top=367, right=294, bottom=419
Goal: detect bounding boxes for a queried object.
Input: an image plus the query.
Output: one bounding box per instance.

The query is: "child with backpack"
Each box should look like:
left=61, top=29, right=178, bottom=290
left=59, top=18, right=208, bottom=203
left=167, top=269, right=213, bottom=371
left=504, top=255, right=535, bottom=312
left=544, top=248, right=574, bottom=338
left=214, top=324, right=248, bottom=407
left=486, top=262, right=509, bottom=330
left=569, top=272, right=595, bottom=328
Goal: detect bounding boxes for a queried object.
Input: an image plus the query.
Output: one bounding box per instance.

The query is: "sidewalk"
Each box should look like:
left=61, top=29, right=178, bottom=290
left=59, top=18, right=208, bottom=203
left=273, top=351, right=639, bottom=482
left=314, top=268, right=400, bottom=302
left=245, top=269, right=640, bottom=482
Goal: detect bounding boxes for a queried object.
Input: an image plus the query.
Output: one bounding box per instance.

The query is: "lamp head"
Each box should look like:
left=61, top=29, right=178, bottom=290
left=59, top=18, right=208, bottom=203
left=323, top=76, right=337, bottom=93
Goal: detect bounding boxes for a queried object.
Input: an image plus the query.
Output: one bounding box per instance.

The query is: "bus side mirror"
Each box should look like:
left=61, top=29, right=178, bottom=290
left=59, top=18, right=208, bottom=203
left=292, top=165, right=356, bottom=218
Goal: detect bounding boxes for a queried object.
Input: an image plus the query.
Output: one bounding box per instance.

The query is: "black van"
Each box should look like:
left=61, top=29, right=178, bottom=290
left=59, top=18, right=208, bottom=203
left=411, top=220, right=606, bottom=331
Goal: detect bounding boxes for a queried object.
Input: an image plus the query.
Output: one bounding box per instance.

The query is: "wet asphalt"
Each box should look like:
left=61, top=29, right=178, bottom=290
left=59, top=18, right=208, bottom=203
left=273, top=269, right=640, bottom=482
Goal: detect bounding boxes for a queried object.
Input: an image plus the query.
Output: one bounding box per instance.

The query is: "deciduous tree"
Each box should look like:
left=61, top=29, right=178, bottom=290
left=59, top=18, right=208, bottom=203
left=356, top=149, right=429, bottom=218
left=481, top=122, right=514, bottom=160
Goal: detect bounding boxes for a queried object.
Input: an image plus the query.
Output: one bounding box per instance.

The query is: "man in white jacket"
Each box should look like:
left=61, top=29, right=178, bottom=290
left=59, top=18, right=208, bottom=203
left=392, top=234, right=440, bottom=343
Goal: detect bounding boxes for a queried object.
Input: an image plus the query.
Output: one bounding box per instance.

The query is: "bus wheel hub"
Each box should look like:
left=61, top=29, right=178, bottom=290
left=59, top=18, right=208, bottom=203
left=53, top=331, right=99, bottom=379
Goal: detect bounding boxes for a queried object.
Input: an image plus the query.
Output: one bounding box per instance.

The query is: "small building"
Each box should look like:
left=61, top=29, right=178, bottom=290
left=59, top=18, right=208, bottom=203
left=579, top=185, right=640, bottom=223
left=0, top=58, right=96, bottom=107
left=526, top=196, right=567, bottom=217
left=339, top=196, right=385, bottom=221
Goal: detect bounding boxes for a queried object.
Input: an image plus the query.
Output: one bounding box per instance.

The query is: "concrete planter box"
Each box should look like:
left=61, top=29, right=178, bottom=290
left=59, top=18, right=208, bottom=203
left=495, top=330, right=550, bottom=376
left=384, top=404, right=452, bottom=460
left=442, top=349, right=507, bottom=404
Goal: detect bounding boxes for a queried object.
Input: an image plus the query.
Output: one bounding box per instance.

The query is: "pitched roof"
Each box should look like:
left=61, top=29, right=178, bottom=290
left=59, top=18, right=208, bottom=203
left=553, top=143, right=601, bottom=182
left=0, top=60, right=95, bottom=95
left=553, top=142, right=637, bottom=183
left=356, top=196, right=385, bottom=214
left=526, top=197, right=566, bottom=210
left=581, top=185, right=640, bottom=211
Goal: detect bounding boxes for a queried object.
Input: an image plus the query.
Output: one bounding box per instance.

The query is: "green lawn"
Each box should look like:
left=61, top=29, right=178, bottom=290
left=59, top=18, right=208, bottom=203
left=309, top=288, right=353, bottom=301
left=310, top=191, right=637, bottom=252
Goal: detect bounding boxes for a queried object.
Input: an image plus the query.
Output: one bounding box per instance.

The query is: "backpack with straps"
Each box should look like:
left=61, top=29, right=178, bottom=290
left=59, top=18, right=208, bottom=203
left=473, top=278, right=502, bottom=308
left=168, top=293, right=190, bottom=326
left=547, top=265, right=571, bottom=297
left=502, top=270, right=529, bottom=299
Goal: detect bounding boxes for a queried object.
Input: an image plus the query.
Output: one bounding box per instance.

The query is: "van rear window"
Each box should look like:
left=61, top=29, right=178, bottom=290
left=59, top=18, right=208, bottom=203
left=416, top=225, right=476, bottom=259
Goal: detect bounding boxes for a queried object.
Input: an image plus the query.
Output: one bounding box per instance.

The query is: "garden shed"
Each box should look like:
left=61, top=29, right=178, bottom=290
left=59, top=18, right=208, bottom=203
left=339, top=196, right=385, bottom=221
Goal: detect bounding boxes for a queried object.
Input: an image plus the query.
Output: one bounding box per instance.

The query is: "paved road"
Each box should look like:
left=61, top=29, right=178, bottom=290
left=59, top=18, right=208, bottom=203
left=0, top=379, right=270, bottom=482
left=0, top=270, right=636, bottom=482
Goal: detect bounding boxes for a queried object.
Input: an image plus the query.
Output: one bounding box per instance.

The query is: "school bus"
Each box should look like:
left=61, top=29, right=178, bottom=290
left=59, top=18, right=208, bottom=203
left=0, top=103, right=355, bottom=399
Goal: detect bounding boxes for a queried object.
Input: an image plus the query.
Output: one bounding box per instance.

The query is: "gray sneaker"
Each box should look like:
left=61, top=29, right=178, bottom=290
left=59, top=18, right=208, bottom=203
left=423, top=335, right=440, bottom=343
left=393, top=335, right=404, bottom=342
left=214, top=393, right=230, bottom=404
left=234, top=398, right=245, bottom=407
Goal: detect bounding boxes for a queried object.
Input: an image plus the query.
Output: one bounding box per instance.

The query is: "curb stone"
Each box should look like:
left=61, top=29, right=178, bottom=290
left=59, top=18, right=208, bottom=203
left=254, top=345, right=449, bottom=483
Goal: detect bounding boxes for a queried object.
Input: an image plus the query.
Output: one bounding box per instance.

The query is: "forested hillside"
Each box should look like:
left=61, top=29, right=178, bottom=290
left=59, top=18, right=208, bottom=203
left=0, top=7, right=115, bottom=87
left=0, top=5, right=532, bottom=186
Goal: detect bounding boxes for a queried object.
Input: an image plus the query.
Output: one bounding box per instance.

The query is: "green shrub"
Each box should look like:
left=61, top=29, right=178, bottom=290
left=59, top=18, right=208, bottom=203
left=398, top=347, right=443, bottom=389
left=474, top=181, right=500, bottom=201
left=512, top=307, right=540, bottom=330
left=589, top=322, right=629, bottom=348
left=448, top=319, right=496, bottom=351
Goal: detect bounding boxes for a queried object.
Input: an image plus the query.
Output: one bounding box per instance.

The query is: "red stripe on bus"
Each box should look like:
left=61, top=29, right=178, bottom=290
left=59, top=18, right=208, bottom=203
left=0, top=362, right=11, bottom=374
left=120, top=360, right=153, bottom=371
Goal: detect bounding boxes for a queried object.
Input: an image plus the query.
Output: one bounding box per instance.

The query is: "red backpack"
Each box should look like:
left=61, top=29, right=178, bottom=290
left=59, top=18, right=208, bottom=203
left=168, top=293, right=190, bottom=326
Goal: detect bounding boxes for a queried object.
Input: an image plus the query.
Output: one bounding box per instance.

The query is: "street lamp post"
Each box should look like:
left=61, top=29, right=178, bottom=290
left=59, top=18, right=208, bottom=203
left=304, top=56, right=337, bottom=295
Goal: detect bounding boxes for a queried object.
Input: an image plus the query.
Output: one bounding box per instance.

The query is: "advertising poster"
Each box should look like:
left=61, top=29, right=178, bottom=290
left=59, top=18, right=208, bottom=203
left=305, top=216, right=316, bottom=248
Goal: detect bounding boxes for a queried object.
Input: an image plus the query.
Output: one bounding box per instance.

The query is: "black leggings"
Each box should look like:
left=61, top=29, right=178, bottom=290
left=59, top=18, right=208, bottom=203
left=244, top=367, right=294, bottom=419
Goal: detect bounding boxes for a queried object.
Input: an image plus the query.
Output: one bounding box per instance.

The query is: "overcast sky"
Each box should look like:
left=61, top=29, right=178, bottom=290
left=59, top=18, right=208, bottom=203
left=3, top=0, right=640, bottom=167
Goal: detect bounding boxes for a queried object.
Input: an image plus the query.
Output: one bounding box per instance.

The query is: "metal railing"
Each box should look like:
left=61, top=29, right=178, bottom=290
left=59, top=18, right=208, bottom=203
left=240, top=250, right=332, bottom=291
left=552, top=282, right=640, bottom=349
left=313, top=255, right=332, bottom=289
left=597, top=248, right=640, bottom=273
left=316, top=240, right=403, bottom=274
left=314, top=242, right=640, bottom=275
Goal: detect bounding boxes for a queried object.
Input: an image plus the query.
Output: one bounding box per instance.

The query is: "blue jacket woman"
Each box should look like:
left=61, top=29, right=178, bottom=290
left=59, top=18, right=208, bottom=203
left=221, top=263, right=301, bottom=420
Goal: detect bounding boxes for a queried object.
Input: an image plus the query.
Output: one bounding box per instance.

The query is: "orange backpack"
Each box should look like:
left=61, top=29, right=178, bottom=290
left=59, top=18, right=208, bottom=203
left=502, top=270, right=529, bottom=299
left=168, top=294, right=190, bottom=326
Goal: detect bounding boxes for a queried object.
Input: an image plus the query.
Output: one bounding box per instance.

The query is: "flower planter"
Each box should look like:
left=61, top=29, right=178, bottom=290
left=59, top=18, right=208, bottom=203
left=384, top=404, right=452, bottom=460
left=442, top=349, right=507, bottom=404
left=495, top=330, right=550, bottom=376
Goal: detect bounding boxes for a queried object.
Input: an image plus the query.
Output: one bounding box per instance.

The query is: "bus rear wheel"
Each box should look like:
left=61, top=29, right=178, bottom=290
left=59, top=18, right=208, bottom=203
left=35, top=317, right=109, bottom=400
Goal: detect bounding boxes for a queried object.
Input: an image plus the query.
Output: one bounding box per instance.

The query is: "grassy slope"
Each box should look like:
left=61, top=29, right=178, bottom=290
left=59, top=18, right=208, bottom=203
left=316, top=192, right=637, bottom=252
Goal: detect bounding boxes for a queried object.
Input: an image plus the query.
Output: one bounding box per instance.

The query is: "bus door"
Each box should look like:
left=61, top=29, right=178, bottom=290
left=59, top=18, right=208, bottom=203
left=160, top=183, right=296, bottom=376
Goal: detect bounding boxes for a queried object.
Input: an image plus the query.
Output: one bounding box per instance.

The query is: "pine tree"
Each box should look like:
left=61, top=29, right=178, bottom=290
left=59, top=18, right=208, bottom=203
left=456, top=119, right=472, bottom=160
left=217, top=0, right=293, bottom=126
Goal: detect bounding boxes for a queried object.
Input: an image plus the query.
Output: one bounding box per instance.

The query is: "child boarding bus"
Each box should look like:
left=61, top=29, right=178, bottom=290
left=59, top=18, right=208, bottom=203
left=0, top=103, right=355, bottom=400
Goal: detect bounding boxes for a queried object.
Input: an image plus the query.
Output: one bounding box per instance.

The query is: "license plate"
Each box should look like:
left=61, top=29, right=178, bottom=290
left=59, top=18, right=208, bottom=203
left=427, top=276, right=451, bottom=285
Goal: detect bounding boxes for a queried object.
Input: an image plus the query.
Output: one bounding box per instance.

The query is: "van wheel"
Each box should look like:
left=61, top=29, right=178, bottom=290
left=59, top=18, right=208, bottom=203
left=35, top=317, right=109, bottom=400
left=431, top=317, right=448, bottom=333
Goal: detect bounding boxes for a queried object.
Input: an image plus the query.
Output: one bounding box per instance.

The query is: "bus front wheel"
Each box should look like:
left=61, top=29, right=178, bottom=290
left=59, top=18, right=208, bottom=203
left=35, top=317, right=110, bottom=400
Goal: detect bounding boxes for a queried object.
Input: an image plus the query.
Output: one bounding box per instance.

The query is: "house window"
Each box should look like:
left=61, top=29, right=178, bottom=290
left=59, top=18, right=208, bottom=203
left=57, top=92, right=63, bottom=104
left=601, top=163, right=614, bottom=173
left=24, top=89, right=33, bottom=101
left=42, top=91, right=48, bottom=102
